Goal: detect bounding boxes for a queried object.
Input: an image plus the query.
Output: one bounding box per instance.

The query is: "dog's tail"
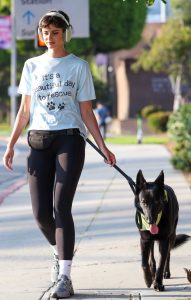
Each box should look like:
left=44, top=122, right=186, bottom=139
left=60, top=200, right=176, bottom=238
left=173, top=234, right=191, bottom=249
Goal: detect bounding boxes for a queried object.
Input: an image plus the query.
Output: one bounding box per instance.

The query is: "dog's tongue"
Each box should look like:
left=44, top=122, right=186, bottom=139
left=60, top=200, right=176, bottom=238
left=149, top=224, right=159, bottom=235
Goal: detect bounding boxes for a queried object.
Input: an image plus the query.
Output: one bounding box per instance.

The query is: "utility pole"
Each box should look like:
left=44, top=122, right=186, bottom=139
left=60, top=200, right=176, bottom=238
left=10, top=0, right=17, bottom=127
left=160, top=0, right=166, bottom=23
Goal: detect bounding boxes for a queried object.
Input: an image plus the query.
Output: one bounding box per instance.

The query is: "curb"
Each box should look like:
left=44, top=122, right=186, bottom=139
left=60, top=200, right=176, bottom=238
left=0, top=177, right=27, bottom=205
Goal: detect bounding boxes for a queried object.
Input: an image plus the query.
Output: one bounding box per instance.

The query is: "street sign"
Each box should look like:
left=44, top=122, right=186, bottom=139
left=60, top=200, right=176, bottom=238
left=15, top=0, right=89, bottom=40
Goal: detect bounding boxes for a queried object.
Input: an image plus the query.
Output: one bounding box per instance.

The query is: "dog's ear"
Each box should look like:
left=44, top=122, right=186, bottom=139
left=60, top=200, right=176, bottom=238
left=154, top=170, right=164, bottom=188
left=136, top=170, right=146, bottom=193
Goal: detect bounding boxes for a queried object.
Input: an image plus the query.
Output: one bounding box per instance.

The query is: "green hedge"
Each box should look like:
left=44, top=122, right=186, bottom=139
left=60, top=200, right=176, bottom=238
left=167, top=103, right=191, bottom=171
left=141, top=105, right=162, bottom=119
left=147, top=111, right=171, bottom=132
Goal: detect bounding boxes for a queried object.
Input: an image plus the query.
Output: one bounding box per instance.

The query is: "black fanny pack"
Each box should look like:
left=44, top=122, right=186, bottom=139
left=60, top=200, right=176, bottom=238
left=27, top=128, right=80, bottom=150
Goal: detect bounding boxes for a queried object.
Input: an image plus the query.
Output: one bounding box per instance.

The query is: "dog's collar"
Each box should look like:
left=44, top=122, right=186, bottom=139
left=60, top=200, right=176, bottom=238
left=137, top=211, right=162, bottom=231
left=136, top=190, right=168, bottom=231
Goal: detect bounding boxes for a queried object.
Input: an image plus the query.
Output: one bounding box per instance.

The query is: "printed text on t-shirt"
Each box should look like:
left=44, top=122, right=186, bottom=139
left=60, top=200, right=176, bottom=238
left=34, top=73, right=76, bottom=111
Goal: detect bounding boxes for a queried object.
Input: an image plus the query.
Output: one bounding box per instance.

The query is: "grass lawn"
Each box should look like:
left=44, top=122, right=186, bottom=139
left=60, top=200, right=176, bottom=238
left=0, top=123, right=12, bottom=136
left=0, top=122, right=169, bottom=145
left=0, top=123, right=28, bottom=136
left=106, top=134, right=169, bottom=145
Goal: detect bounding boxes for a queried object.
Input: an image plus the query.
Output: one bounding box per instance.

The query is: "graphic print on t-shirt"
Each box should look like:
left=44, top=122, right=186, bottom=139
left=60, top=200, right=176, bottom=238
left=34, top=72, right=76, bottom=111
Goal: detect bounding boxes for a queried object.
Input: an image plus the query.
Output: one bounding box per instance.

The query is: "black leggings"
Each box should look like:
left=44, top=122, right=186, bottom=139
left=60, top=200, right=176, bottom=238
left=27, top=134, right=85, bottom=260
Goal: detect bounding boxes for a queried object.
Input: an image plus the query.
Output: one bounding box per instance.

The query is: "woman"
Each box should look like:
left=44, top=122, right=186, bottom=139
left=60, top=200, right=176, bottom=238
left=3, top=10, right=116, bottom=299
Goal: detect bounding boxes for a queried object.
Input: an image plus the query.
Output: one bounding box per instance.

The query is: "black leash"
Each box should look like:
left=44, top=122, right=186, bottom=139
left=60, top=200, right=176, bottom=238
left=86, top=138, right=136, bottom=195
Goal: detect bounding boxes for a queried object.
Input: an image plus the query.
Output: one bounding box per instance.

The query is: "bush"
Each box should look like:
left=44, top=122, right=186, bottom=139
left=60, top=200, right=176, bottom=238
left=167, top=103, right=191, bottom=171
left=141, top=105, right=162, bottom=119
left=147, top=111, right=171, bottom=132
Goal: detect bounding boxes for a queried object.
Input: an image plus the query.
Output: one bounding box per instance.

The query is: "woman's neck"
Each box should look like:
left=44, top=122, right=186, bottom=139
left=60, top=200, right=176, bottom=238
left=46, top=49, right=69, bottom=58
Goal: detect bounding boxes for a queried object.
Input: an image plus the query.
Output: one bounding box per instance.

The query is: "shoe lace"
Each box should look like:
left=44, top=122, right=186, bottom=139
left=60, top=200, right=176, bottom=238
left=56, top=276, right=69, bottom=288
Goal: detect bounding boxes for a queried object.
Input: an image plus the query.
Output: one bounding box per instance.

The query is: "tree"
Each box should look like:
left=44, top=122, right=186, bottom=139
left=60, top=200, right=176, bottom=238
left=145, top=0, right=166, bottom=5
left=171, top=0, right=191, bottom=26
left=69, top=0, right=147, bottom=55
left=0, top=0, right=10, bottom=13
left=132, top=20, right=191, bottom=111
left=0, top=0, right=11, bottom=113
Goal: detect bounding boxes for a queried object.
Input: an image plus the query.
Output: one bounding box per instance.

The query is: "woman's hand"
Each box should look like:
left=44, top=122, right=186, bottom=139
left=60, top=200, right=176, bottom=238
left=3, top=147, right=14, bottom=170
left=3, top=95, right=30, bottom=171
left=100, top=145, right=116, bottom=166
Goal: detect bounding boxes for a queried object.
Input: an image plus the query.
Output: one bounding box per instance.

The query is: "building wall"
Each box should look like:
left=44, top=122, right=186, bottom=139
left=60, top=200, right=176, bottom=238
left=125, top=59, right=174, bottom=118
left=109, top=2, right=173, bottom=128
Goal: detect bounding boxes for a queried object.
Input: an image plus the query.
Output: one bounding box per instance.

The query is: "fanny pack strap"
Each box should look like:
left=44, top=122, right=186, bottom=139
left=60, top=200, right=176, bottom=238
left=29, top=128, right=80, bottom=136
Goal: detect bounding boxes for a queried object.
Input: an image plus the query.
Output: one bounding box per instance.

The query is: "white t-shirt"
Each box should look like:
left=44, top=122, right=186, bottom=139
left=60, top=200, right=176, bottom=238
left=18, top=53, right=96, bottom=137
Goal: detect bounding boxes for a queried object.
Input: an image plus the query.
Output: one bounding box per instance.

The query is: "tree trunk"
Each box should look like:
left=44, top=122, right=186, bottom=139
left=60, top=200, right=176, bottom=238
left=173, top=65, right=183, bottom=111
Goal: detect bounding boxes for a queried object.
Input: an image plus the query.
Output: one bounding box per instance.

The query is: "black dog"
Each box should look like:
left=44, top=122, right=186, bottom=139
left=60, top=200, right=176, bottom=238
left=135, top=170, right=190, bottom=291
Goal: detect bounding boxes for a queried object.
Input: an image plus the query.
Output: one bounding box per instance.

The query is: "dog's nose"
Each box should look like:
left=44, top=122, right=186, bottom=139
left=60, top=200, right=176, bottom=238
left=147, top=217, right=154, bottom=225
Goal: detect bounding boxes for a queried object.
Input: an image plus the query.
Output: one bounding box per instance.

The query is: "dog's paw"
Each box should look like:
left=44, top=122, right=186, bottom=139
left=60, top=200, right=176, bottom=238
left=154, top=282, right=165, bottom=292
left=143, top=267, right=153, bottom=287
left=164, top=271, right=171, bottom=279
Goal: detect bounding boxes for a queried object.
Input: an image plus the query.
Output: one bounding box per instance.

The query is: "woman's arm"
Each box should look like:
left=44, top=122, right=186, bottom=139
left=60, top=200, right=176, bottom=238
left=3, top=95, right=31, bottom=170
left=79, top=101, right=116, bottom=166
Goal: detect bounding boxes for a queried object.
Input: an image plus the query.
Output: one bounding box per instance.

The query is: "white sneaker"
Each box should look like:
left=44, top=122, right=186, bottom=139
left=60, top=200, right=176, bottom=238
left=51, top=275, right=74, bottom=299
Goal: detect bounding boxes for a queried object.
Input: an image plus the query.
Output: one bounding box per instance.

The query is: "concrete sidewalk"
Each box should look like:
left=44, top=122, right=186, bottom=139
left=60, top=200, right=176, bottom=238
left=0, top=143, right=191, bottom=300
